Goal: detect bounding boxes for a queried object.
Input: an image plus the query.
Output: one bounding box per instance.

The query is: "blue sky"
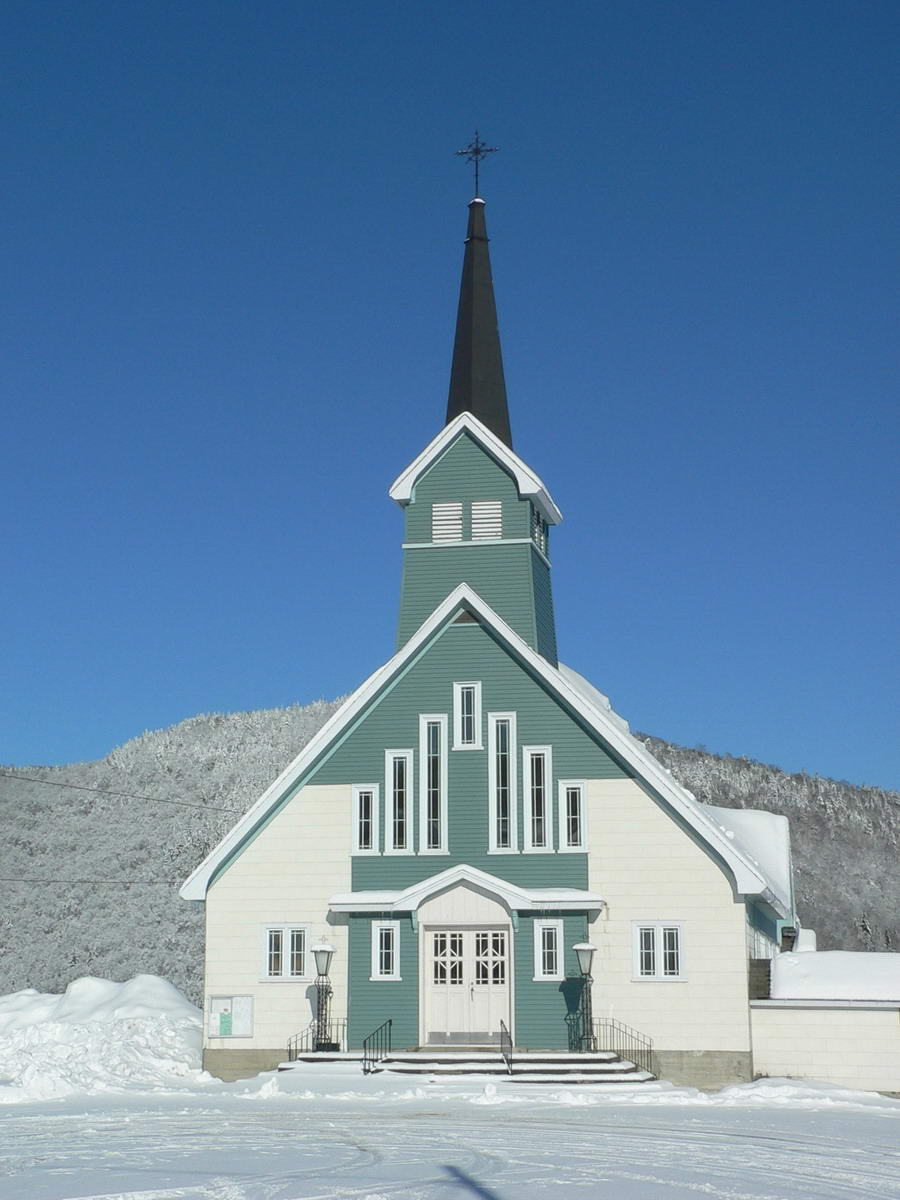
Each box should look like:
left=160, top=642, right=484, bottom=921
left=2, top=1, right=897, bottom=788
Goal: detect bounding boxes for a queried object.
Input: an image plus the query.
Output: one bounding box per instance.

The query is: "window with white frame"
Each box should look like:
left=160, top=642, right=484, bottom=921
left=634, top=923, right=684, bottom=979
left=533, top=918, right=564, bottom=980
left=352, top=785, right=380, bottom=854
left=487, top=712, right=517, bottom=852
left=419, top=714, right=448, bottom=852
left=471, top=499, right=502, bottom=540
left=384, top=750, right=413, bottom=853
left=263, top=925, right=309, bottom=979
left=523, top=746, right=553, bottom=851
left=557, top=781, right=586, bottom=850
left=432, top=501, right=463, bottom=542
left=370, top=920, right=401, bottom=980
left=452, top=681, right=482, bottom=749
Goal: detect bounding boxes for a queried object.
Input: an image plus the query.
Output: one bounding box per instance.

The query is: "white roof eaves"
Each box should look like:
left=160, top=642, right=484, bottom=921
left=388, top=413, right=563, bottom=525
left=178, top=584, right=480, bottom=900
left=328, top=863, right=605, bottom=913
left=181, top=581, right=780, bottom=912
left=461, top=607, right=779, bottom=909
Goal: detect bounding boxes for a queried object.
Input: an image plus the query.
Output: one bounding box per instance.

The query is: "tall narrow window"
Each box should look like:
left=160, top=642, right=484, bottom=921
left=370, top=921, right=401, bottom=981
left=634, top=923, right=684, bottom=980
left=533, top=919, right=564, bottom=981
left=558, top=781, right=586, bottom=850
left=453, top=681, right=482, bottom=749
left=531, top=754, right=546, bottom=846
left=488, top=713, right=517, bottom=852
left=662, top=927, right=681, bottom=977
left=426, top=723, right=440, bottom=847
left=352, top=785, right=380, bottom=854
left=432, top=501, right=463, bottom=542
left=419, top=715, right=448, bottom=853
left=523, top=746, right=553, bottom=851
left=267, top=928, right=283, bottom=977
left=385, top=750, right=413, bottom=853
left=289, top=928, right=306, bottom=977
left=639, top=927, right=655, bottom=976
left=471, top=500, right=502, bottom=539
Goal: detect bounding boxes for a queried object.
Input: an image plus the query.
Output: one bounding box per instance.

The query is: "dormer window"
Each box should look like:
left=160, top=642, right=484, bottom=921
left=432, top=502, right=463, bottom=542
left=471, top=500, right=502, bottom=540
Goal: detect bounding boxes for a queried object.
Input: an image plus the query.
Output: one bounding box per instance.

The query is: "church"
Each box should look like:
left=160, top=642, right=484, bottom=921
left=180, top=188, right=795, bottom=1089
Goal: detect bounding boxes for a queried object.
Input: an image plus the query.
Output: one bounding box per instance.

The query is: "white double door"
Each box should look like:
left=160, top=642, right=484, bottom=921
left=425, top=926, right=510, bottom=1045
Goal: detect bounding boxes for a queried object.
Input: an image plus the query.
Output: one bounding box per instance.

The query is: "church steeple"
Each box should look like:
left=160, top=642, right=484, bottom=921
left=445, top=198, right=513, bottom=447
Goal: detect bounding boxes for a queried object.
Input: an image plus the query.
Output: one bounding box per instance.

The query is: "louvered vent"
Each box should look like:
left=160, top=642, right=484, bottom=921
left=471, top=500, right=502, bottom=540
left=432, top=502, right=463, bottom=542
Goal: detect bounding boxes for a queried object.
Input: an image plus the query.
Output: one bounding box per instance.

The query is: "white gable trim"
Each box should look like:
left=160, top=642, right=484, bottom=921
left=179, top=582, right=785, bottom=913
left=328, top=863, right=605, bottom=914
left=388, top=413, right=563, bottom=525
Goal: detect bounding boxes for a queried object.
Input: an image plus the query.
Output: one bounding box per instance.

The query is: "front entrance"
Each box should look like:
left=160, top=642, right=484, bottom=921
left=424, top=927, right=510, bottom=1045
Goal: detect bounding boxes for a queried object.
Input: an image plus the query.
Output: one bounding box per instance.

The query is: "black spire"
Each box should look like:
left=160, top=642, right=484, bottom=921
left=445, top=198, right=513, bottom=447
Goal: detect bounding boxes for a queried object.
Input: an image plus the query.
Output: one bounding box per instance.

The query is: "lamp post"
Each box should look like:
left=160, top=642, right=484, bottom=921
left=573, top=943, right=596, bottom=1052
left=311, top=941, right=336, bottom=1052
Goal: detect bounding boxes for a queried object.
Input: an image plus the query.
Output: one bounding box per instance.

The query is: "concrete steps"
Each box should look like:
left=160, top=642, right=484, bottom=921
left=279, top=1048, right=656, bottom=1084
left=376, top=1051, right=653, bottom=1083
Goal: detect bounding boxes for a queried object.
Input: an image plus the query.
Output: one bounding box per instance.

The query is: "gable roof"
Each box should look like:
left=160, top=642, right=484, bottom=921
left=388, top=412, right=563, bottom=526
left=179, top=583, right=789, bottom=916
left=328, top=863, right=605, bottom=914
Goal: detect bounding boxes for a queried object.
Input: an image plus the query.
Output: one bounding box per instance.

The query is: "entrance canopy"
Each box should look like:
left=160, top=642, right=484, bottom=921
left=328, top=863, right=605, bottom=916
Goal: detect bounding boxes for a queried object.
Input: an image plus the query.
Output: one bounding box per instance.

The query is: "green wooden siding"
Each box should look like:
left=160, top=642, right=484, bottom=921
left=747, top=900, right=779, bottom=942
left=347, top=913, right=418, bottom=1050
left=348, top=910, right=593, bottom=1050
left=397, top=430, right=557, bottom=658
left=531, top=547, right=558, bottom=663
left=303, top=620, right=628, bottom=892
left=404, top=432, right=529, bottom=541
left=514, top=912, right=589, bottom=1049
left=398, top=542, right=542, bottom=655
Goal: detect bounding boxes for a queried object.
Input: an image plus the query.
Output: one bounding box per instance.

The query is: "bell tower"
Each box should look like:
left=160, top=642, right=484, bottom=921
left=389, top=196, right=562, bottom=663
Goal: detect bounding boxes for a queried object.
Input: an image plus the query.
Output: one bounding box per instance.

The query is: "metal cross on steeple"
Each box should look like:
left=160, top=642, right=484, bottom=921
left=455, top=130, right=499, bottom=197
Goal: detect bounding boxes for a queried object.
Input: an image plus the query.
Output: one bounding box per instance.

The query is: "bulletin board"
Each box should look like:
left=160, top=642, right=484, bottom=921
left=208, top=995, right=253, bottom=1037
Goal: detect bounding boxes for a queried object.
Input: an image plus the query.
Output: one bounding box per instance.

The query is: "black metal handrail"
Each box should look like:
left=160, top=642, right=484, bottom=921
left=499, top=1019, right=513, bottom=1075
left=362, top=1018, right=392, bottom=1075
left=287, top=1018, right=348, bottom=1061
left=593, top=1018, right=654, bottom=1075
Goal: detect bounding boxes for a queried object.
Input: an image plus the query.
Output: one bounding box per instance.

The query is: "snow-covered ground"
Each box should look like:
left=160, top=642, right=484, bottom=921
left=1, top=977, right=899, bottom=1199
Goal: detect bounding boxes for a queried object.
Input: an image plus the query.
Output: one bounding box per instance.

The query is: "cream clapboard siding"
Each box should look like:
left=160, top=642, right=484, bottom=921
left=585, top=778, right=750, bottom=1052
left=751, top=1004, right=900, bottom=1092
left=204, top=784, right=351, bottom=1052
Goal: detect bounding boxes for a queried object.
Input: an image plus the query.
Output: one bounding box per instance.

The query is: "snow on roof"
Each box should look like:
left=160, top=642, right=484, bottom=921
left=772, top=952, right=900, bottom=1002
left=388, top=412, right=563, bottom=525
left=557, top=663, right=631, bottom=735
left=180, top=584, right=784, bottom=911
left=703, top=804, right=793, bottom=916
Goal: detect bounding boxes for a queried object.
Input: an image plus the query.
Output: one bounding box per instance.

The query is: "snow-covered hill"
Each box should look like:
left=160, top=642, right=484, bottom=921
left=1, top=699, right=897, bottom=1002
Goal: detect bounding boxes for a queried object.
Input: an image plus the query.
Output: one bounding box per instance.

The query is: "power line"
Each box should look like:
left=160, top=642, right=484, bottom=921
left=0, top=770, right=242, bottom=814
left=0, top=877, right=180, bottom=886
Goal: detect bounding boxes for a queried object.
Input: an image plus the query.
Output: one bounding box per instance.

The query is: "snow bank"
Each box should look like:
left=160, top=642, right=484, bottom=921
left=772, top=951, right=900, bottom=1000
left=0, top=975, right=207, bottom=1102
